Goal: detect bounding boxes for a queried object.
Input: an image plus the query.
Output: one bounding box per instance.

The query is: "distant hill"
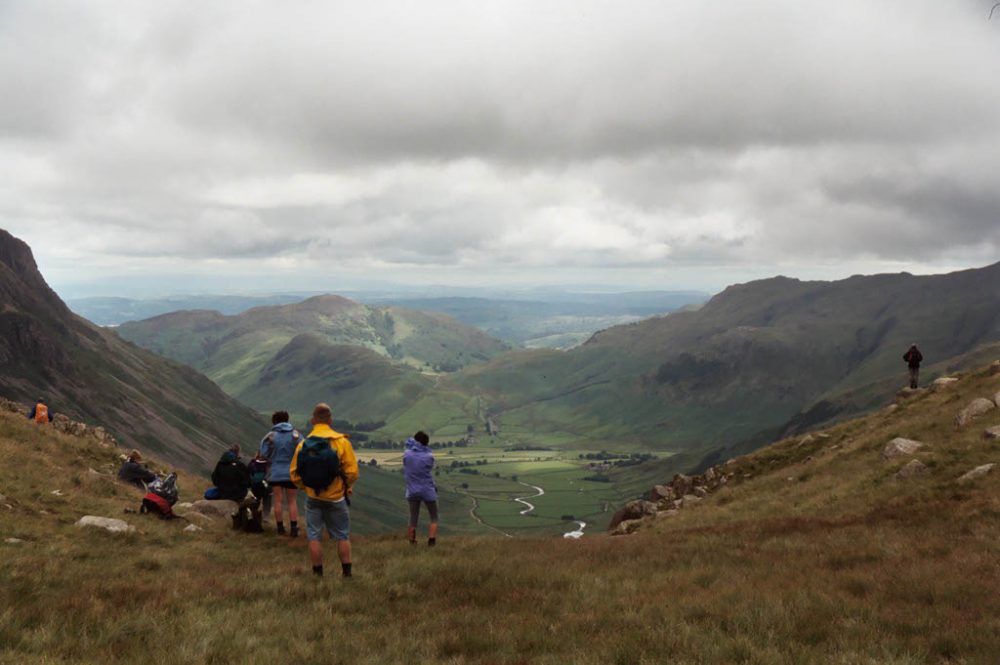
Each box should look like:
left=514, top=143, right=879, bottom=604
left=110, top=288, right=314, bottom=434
left=116, top=295, right=510, bottom=424
left=373, top=291, right=708, bottom=348
left=67, top=294, right=316, bottom=326
left=0, top=229, right=265, bottom=470
left=404, top=263, right=1000, bottom=466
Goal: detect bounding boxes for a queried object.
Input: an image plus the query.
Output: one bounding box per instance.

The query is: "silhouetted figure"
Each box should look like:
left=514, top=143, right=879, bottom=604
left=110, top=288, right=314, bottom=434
left=206, top=445, right=251, bottom=501
left=903, top=344, right=923, bottom=389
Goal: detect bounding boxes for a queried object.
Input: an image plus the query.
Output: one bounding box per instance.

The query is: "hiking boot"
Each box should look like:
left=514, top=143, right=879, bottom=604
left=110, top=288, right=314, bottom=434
left=276, top=523, right=286, bottom=535
left=289, top=524, right=299, bottom=538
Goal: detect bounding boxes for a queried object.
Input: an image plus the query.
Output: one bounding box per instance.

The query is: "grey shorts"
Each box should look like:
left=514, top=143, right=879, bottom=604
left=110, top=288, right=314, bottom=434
left=305, top=497, right=350, bottom=541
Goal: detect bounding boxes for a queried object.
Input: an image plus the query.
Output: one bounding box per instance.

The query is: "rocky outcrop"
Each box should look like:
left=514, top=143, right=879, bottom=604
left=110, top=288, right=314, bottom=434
left=75, top=516, right=134, bottom=533
left=882, top=438, right=924, bottom=459
left=609, top=463, right=732, bottom=534
left=957, top=463, right=995, bottom=483
left=955, top=398, right=996, bottom=428
left=52, top=414, right=118, bottom=447
left=895, top=459, right=928, bottom=480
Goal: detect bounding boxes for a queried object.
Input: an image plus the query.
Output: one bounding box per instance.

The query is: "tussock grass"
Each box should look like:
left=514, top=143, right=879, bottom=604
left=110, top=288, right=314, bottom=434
left=2, top=367, right=1000, bottom=663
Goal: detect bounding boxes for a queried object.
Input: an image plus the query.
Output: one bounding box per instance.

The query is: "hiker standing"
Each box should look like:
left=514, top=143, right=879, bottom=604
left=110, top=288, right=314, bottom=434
left=28, top=398, right=52, bottom=424
left=903, top=343, right=923, bottom=389
left=403, top=431, right=439, bottom=546
left=118, top=449, right=157, bottom=490
left=259, top=411, right=302, bottom=537
left=290, top=403, right=359, bottom=578
left=206, top=444, right=251, bottom=501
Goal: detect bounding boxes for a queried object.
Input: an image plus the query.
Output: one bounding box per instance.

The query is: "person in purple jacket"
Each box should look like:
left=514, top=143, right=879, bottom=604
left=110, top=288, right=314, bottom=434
left=403, top=431, right=438, bottom=546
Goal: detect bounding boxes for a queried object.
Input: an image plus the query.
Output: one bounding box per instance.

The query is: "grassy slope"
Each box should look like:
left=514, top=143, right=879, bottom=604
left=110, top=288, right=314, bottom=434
left=2, top=364, right=998, bottom=663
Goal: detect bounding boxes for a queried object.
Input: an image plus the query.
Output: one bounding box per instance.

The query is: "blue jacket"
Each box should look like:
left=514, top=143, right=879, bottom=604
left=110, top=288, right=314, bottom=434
left=260, top=423, right=301, bottom=483
left=403, top=437, right=437, bottom=502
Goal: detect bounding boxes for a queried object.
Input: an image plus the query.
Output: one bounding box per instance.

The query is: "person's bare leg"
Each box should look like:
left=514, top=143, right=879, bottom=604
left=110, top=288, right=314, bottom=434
left=273, top=486, right=285, bottom=525
left=337, top=539, right=352, bottom=577
left=288, top=488, right=299, bottom=522
left=310, top=539, right=323, bottom=568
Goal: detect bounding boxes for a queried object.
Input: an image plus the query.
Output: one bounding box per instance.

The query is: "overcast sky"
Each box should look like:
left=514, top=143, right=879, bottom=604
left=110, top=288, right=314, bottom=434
left=2, top=1, right=999, bottom=298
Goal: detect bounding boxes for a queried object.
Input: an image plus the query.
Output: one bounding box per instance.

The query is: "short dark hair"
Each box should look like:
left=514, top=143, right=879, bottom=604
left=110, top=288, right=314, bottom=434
left=271, top=410, right=289, bottom=425
left=414, top=431, right=429, bottom=445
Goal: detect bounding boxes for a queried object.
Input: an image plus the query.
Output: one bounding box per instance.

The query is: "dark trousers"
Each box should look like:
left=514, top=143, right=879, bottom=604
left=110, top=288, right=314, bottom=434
left=408, top=499, right=439, bottom=527
left=909, top=366, right=919, bottom=389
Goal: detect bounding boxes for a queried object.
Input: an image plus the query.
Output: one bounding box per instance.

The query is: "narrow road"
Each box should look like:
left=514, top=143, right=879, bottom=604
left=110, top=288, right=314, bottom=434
left=463, top=490, right=512, bottom=538
left=563, top=521, right=587, bottom=539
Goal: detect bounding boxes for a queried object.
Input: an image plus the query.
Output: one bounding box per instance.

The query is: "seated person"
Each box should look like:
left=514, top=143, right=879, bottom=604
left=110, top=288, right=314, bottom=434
left=205, top=445, right=250, bottom=501
left=118, top=450, right=157, bottom=489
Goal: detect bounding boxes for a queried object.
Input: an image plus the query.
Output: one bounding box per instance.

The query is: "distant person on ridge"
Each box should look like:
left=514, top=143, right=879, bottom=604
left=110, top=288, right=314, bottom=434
left=118, top=449, right=157, bottom=489
left=28, top=398, right=52, bottom=424
left=259, top=410, right=302, bottom=537
left=403, top=431, right=439, bottom=546
left=205, top=444, right=251, bottom=501
left=290, top=403, right=359, bottom=578
left=903, top=343, right=923, bottom=389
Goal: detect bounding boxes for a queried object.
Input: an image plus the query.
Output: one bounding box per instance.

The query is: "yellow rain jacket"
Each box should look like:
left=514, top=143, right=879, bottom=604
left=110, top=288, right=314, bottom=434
left=289, top=423, right=359, bottom=502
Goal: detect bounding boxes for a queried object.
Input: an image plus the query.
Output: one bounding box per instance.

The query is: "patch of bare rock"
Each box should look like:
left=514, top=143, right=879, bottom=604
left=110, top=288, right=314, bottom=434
left=882, top=438, right=925, bottom=459
left=895, top=459, right=928, bottom=480
left=955, top=398, right=996, bottom=428
left=75, top=515, right=134, bottom=533
left=931, top=377, right=959, bottom=390
left=957, top=464, right=995, bottom=484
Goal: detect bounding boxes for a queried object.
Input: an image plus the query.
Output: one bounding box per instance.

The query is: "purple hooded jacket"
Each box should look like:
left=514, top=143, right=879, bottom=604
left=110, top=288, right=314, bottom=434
left=403, top=437, right=437, bottom=502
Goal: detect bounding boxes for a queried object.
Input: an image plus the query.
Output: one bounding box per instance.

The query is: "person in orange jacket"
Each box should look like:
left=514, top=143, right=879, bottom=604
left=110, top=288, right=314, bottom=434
left=290, top=403, right=359, bottom=577
left=28, top=398, right=52, bottom=424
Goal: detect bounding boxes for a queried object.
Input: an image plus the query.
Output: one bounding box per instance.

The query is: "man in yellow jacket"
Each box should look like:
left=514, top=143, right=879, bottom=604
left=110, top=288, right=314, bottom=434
left=290, top=403, right=359, bottom=577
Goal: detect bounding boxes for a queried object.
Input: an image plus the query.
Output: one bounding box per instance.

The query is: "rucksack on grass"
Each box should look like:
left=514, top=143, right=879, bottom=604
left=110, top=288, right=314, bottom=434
left=147, top=472, right=179, bottom=505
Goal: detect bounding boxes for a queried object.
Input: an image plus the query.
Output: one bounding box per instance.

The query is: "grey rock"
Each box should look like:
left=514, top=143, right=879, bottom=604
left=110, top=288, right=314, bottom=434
left=609, top=518, right=644, bottom=536
left=895, top=459, right=929, bottom=480
left=183, top=524, right=202, bottom=533
left=955, top=398, right=996, bottom=428
left=75, top=516, right=134, bottom=533
left=191, top=499, right=239, bottom=518
left=671, top=474, right=693, bottom=496
left=958, top=463, right=995, bottom=483
left=680, top=494, right=702, bottom=508
left=983, top=426, right=1000, bottom=440
left=174, top=502, right=195, bottom=511
left=693, top=487, right=709, bottom=498
left=4, top=537, right=25, bottom=544
left=703, top=467, right=716, bottom=482
left=883, top=438, right=924, bottom=459
left=990, top=360, right=1000, bottom=376
left=647, top=485, right=674, bottom=502
left=931, top=377, right=959, bottom=389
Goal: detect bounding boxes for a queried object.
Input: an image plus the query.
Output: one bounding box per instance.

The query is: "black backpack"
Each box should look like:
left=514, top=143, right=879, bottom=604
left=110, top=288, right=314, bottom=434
left=297, top=436, right=350, bottom=503
left=248, top=457, right=270, bottom=500
left=148, top=473, right=179, bottom=506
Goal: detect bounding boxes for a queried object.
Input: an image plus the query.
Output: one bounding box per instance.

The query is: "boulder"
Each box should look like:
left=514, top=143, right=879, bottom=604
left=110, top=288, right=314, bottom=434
left=895, top=459, right=928, bottom=480
left=983, top=426, right=1000, bottom=440
left=882, top=438, right=924, bottom=459
left=693, top=487, right=709, bottom=498
left=609, top=518, right=645, bottom=536
left=4, top=537, right=25, bottom=544
left=183, top=524, right=202, bottom=533
left=680, top=494, right=702, bottom=509
left=607, top=500, right=658, bottom=531
left=185, top=512, right=214, bottom=525
left=931, top=377, right=959, bottom=390
left=174, top=502, right=195, bottom=511
left=703, top=467, right=716, bottom=483
left=647, top=485, right=675, bottom=503
left=671, top=474, right=693, bottom=496
left=191, top=499, right=239, bottom=518
left=993, top=392, right=1000, bottom=407
left=958, top=463, right=995, bottom=484
left=75, top=516, right=134, bottom=533
left=955, top=398, right=996, bottom=428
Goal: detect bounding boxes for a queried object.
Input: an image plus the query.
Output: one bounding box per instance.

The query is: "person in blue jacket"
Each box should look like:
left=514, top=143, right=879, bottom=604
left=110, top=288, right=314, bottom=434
left=260, top=410, right=302, bottom=537
left=403, top=431, right=438, bottom=546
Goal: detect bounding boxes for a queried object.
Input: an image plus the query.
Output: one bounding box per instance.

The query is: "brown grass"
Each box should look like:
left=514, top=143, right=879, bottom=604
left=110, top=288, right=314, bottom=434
left=1, top=367, right=999, bottom=664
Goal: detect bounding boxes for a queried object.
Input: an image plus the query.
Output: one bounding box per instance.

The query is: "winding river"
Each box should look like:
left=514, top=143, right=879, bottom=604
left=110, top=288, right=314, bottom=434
left=513, top=481, right=588, bottom=538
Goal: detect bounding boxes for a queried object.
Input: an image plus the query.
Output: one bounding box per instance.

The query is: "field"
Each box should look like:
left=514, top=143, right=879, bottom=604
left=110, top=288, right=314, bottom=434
left=363, top=441, right=651, bottom=537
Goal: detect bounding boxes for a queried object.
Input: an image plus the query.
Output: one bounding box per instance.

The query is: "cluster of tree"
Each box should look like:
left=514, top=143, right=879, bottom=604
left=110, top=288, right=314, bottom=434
left=577, top=451, right=655, bottom=466
left=450, top=458, right=489, bottom=468
left=583, top=474, right=611, bottom=482
left=356, top=438, right=471, bottom=450
left=507, top=445, right=553, bottom=452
